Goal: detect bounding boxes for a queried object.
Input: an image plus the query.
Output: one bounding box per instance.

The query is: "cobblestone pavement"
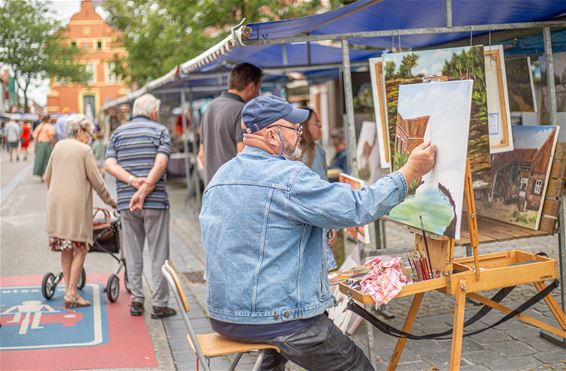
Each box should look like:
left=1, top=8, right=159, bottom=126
left=164, top=183, right=566, bottom=370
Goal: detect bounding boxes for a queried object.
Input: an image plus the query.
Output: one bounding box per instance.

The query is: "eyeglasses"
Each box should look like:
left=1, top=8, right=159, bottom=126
left=269, top=124, right=303, bottom=135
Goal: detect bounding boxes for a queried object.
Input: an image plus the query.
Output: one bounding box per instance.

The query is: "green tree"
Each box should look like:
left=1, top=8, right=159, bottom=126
left=399, top=53, right=419, bottom=78
left=0, top=0, right=88, bottom=112
left=104, top=0, right=352, bottom=87
left=384, top=60, right=396, bottom=79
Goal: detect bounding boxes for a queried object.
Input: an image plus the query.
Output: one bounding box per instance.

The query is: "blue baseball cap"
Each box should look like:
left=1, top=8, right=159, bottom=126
left=242, top=95, right=310, bottom=133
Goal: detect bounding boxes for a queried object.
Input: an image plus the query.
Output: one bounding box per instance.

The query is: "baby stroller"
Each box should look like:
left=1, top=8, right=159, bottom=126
left=41, top=208, right=131, bottom=303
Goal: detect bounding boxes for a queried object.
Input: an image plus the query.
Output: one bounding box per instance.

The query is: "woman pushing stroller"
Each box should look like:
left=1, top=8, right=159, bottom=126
left=44, top=114, right=116, bottom=308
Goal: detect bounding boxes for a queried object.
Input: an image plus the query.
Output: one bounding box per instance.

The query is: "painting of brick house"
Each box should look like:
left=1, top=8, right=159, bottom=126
left=395, top=114, right=429, bottom=156
left=476, top=125, right=559, bottom=230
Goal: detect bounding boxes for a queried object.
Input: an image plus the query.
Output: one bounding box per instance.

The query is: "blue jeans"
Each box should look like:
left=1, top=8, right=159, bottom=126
left=244, top=315, right=374, bottom=371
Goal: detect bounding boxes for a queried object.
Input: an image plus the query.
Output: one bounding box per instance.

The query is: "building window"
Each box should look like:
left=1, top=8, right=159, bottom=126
left=106, top=62, right=118, bottom=84
left=86, top=64, right=96, bottom=83
left=97, top=40, right=102, bottom=50
left=534, top=179, right=543, bottom=195
left=520, top=178, right=528, bottom=192
left=71, top=41, right=77, bottom=48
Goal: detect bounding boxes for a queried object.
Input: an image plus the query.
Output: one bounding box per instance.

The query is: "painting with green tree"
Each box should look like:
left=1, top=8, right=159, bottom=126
left=389, top=81, right=474, bottom=240
left=383, top=46, right=491, bottom=187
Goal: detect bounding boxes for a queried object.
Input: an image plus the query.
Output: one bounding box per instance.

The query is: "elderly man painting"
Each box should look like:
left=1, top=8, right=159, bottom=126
left=105, top=94, right=176, bottom=319
left=200, top=95, right=436, bottom=371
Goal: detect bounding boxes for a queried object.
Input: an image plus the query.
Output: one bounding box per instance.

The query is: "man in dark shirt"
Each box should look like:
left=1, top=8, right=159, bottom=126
left=199, top=63, right=263, bottom=185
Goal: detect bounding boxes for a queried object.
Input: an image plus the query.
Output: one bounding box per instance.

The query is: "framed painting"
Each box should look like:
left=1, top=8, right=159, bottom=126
left=388, top=80, right=474, bottom=240
left=383, top=46, right=491, bottom=186
left=484, top=46, right=513, bottom=153
left=369, top=58, right=390, bottom=169
left=475, top=125, right=560, bottom=230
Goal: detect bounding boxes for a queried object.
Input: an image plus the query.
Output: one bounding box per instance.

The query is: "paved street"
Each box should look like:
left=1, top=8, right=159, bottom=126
left=1, top=148, right=565, bottom=370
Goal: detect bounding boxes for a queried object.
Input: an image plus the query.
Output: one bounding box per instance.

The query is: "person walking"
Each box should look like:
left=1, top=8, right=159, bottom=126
left=4, top=119, right=20, bottom=162
left=300, top=107, right=337, bottom=270
left=44, top=114, right=116, bottom=308
left=329, top=128, right=349, bottom=174
left=200, top=95, right=436, bottom=371
left=105, top=94, right=176, bottom=319
left=55, top=107, right=70, bottom=141
left=33, top=115, right=56, bottom=178
left=20, top=120, right=31, bottom=161
left=199, top=63, right=262, bottom=185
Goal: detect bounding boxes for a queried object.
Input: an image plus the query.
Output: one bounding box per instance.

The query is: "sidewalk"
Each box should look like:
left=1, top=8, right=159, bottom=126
left=164, top=181, right=566, bottom=370
left=0, top=151, right=175, bottom=371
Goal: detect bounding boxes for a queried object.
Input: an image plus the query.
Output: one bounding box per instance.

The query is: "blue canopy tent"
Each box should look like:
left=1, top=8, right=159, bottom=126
left=244, top=0, right=566, bottom=49
left=100, top=0, right=565, bottom=210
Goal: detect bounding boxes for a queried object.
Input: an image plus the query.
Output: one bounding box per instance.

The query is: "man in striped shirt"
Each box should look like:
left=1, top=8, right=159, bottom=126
left=105, top=94, right=176, bottom=319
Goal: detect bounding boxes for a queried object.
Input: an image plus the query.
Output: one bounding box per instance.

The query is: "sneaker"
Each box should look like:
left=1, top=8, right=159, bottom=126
left=130, top=301, right=144, bottom=316
left=151, top=306, right=176, bottom=319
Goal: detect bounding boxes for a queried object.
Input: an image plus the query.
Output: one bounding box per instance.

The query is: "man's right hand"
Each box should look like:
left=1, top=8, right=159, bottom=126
left=399, top=140, right=436, bottom=185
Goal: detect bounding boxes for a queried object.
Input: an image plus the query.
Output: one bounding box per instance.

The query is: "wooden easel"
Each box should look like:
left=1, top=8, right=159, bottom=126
left=340, top=159, right=566, bottom=370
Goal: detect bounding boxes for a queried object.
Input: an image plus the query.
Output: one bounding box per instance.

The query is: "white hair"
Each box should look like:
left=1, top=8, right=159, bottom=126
left=132, top=94, right=160, bottom=117
left=66, top=114, right=94, bottom=138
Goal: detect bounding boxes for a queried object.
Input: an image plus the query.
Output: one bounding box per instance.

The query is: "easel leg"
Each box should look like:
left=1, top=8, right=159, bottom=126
left=534, top=281, right=566, bottom=330
left=450, top=279, right=467, bottom=371
left=387, top=293, right=424, bottom=371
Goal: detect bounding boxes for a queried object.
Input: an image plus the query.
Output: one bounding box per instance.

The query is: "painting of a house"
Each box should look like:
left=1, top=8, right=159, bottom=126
left=388, top=81, right=473, bottom=240
left=395, top=114, right=429, bottom=155
left=476, top=125, right=559, bottom=229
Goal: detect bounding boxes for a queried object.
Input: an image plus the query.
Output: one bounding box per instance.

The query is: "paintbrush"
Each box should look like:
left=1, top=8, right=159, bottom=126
left=407, top=257, right=417, bottom=280
left=420, top=215, right=435, bottom=279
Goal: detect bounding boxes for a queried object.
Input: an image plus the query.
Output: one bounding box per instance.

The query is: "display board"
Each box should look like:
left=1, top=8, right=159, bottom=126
left=338, top=173, right=371, bottom=244
left=389, top=81, right=473, bottom=240
left=505, top=57, right=537, bottom=112
left=475, top=125, right=560, bottom=230
left=356, top=121, right=381, bottom=184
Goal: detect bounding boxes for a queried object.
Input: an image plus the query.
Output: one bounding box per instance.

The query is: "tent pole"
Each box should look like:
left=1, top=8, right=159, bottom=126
left=539, top=26, right=566, bottom=348
left=189, top=87, right=202, bottom=207
left=180, top=90, right=191, bottom=191
left=445, top=0, right=452, bottom=27
left=341, top=39, right=358, bottom=178
left=543, top=27, right=557, bottom=125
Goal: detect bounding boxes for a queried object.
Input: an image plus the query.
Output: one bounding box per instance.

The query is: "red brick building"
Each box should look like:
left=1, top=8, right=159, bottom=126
left=395, top=114, right=429, bottom=155
left=47, top=0, right=128, bottom=118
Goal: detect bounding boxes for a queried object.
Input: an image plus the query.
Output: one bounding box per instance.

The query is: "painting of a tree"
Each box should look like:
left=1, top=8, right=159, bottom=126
left=399, top=53, right=419, bottom=78
left=383, top=46, right=490, bottom=185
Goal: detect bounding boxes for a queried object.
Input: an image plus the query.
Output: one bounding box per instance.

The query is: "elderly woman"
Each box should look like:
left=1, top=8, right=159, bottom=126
left=44, top=114, right=116, bottom=308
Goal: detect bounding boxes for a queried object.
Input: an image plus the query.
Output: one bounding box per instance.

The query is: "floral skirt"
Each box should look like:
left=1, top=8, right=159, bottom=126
left=49, top=237, right=89, bottom=252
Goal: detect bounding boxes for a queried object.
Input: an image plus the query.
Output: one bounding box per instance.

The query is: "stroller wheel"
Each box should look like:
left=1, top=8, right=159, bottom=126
left=42, top=273, right=57, bottom=300
left=106, top=274, right=120, bottom=303
left=77, top=268, right=86, bottom=290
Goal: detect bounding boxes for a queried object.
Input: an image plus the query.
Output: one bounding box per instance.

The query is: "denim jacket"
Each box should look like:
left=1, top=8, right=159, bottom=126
left=200, top=146, right=407, bottom=324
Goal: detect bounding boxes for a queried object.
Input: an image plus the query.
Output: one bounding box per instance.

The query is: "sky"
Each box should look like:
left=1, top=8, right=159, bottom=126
left=26, top=1, right=108, bottom=106
left=512, top=124, right=557, bottom=149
